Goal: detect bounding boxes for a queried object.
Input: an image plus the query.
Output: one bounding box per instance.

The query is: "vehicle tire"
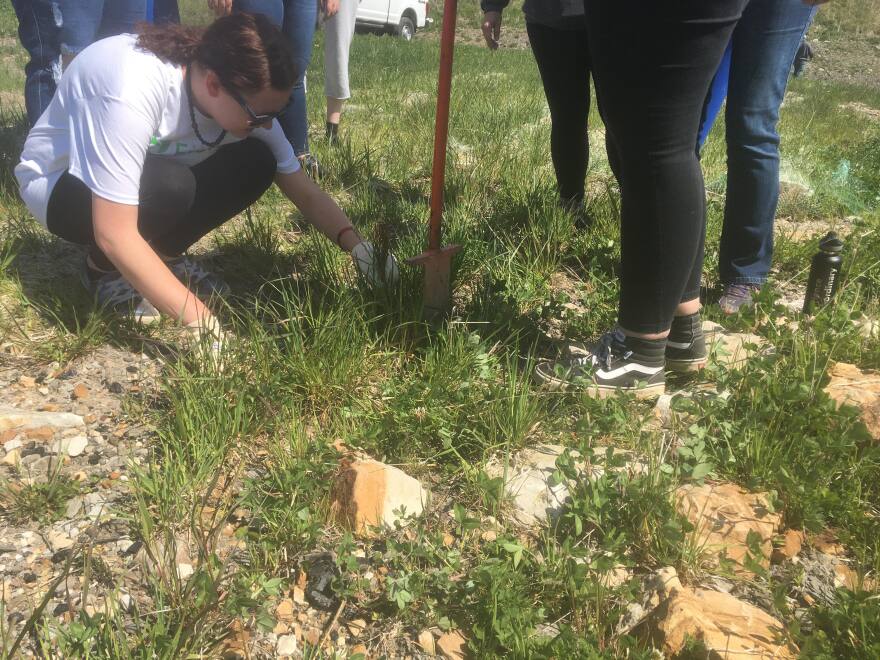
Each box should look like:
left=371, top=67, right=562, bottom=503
left=397, top=16, right=415, bottom=41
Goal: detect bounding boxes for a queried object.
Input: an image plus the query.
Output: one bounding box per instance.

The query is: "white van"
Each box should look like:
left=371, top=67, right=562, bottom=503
left=355, top=0, right=431, bottom=41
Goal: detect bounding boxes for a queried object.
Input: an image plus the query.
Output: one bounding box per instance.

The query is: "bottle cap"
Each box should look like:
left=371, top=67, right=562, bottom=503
left=820, top=231, right=843, bottom=254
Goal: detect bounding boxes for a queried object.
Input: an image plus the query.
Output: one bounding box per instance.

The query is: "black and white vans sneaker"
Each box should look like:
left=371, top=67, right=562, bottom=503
left=665, top=312, right=707, bottom=372
left=534, top=328, right=666, bottom=398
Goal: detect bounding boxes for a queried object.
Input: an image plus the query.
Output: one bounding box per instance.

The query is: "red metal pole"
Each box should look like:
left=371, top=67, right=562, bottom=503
left=428, top=0, right=458, bottom=250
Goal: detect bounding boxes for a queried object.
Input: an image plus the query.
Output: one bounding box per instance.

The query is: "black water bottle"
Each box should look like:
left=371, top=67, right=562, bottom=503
left=803, top=232, right=843, bottom=314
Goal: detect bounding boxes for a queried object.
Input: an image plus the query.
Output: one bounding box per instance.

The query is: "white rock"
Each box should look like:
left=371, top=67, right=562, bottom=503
left=2, top=449, right=21, bottom=466
left=0, top=408, right=84, bottom=432
left=52, top=435, right=88, bottom=457
left=3, top=438, right=22, bottom=452
left=277, top=634, right=298, bottom=656
left=486, top=444, right=646, bottom=527
left=176, top=563, right=194, bottom=579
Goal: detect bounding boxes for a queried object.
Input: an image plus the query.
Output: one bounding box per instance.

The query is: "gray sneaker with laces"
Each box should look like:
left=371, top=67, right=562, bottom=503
left=80, top=263, right=160, bottom=324
left=718, top=283, right=761, bottom=314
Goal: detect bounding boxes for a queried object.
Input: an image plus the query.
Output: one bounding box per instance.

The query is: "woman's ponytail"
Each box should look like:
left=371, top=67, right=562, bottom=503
left=137, top=13, right=296, bottom=93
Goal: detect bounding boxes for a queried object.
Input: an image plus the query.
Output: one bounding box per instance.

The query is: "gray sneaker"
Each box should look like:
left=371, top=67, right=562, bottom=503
left=718, top=284, right=761, bottom=315
left=165, top=256, right=230, bottom=298
left=80, top=264, right=161, bottom=324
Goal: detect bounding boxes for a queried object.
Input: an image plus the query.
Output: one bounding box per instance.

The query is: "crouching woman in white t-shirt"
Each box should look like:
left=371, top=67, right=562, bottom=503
left=15, top=12, right=397, bottom=340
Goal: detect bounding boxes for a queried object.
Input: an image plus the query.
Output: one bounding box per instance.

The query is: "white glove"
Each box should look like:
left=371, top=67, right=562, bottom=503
left=351, top=240, right=400, bottom=287
left=184, top=316, right=229, bottom=369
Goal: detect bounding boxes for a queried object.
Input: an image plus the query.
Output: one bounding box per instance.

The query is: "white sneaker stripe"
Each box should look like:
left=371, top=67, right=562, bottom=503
left=666, top=340, right=692, bottom=350
left=594, top=363, right=663, bottom=381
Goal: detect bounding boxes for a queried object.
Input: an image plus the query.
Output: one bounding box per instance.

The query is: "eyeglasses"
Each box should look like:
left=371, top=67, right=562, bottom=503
left=226, top=86, right=289, bottom=127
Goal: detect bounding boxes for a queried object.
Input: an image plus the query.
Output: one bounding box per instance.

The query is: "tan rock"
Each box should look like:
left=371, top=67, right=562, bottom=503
left=823, top=362, right=880, bottom=441
left=292, top=585, right=306, bottom=605
left=417, top=629, right=436, bottom=655
left=598, top=565, right=631, bottom=589
left=810, top=530, right=846, bottom=556
left=275, top=598, right=295, bottom=621
left=675, top=482, right=782, bottom=571
left=330, top=458, right=430, bottom=535
left=437, top=631, right=467, bottom=660
left=18, top=375, right=36, bottom=388
left=637, top=582, right=796, bottom=658
left=772, top=529, right=804, bottom=564
left=703, top=321, right=768, bottom=369
left=304, top=627, right=321, bottom=647
left=838, top=565, right=876, bottom=592
left=72, top=383, right=90, bottom=400
left=350, top=643, right=368, bottom=657
left=25, top=426, right=55, bottom=441
left=347, top=618, right=367, bottom=637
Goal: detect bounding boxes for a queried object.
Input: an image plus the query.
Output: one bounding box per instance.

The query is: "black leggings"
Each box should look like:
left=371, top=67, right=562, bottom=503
left=526, top=22, right=591, bottom=207
left=47, top=138, right=276, bottom=269
left=585, top=1, right=747, bottom=334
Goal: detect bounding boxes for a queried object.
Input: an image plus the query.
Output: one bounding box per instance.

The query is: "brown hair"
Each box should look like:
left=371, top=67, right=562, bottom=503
left=136, top=13, right=296, bottom=93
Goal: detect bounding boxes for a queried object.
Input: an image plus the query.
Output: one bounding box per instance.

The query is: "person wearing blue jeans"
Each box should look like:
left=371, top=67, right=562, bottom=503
left=697, top=0, right=818, bottom=313
left=57, top=0, right=149, bottom=64
left=210, top=0, right=322, bottom=172
left=11, top=0, right=62, bottom=127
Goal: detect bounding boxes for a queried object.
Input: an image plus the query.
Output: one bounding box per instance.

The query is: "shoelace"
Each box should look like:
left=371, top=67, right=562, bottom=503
left=573, top=329, right=633, bottom=371
left=169, top=258, right=222, bottom=290
left=96, top=275, right=141, bottom=307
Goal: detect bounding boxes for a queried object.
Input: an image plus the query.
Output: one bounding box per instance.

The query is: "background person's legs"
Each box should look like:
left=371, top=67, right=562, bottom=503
left=11, top=0, right=61, bottom=127
left=525, top=21, right=591, bottom=210
left=233, top=0, right=316, bottom=158
left=280, top=0, right=318, bottom=157
left=58, top=0, right=147, bottom=66
left=585, top=0, right=745, bottom=336
left=97, top=0, right=148, bottom=39
left=324, top=0, right=359, bottom=137
left=720, top=0, right=817, bottom=289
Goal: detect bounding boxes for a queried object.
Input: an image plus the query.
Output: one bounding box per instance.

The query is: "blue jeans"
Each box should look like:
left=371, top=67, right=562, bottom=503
left=57, top=0, right=147, bottom=56
left=234, top=0, right=317, bottom=156
left=12, top=0, right=62, bottom=126
left=702, top=0, right=816, bottom=285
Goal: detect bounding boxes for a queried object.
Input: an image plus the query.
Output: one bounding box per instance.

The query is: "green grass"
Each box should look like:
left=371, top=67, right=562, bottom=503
left=1, top=0, right=880, bottom=657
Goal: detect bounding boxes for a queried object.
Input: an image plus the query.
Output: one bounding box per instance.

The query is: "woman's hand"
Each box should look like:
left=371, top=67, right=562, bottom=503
left=481, top=11, right=502, bottom=50
left=274, top=170, right=400, bottom=287
left=208, top=0, right=233, bottom=16
left=322, top=0, right=340, bottom=18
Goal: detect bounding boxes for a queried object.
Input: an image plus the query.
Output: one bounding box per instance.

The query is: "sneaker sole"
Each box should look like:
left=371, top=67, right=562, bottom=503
left=665, top=357, right=708, bottom=373
left=535, top=370, right=665, bottom=399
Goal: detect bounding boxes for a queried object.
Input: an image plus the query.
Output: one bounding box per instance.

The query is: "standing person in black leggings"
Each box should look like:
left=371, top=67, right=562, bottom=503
left=481, top=0, right=612, bottom=220
left=16, top=13, right=397, bottom=352
left=535, top=0, right=748, bottom=397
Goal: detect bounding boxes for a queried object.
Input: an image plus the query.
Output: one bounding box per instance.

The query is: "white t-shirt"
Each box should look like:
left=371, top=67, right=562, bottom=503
left=15, top=33, right=300, bottom=228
